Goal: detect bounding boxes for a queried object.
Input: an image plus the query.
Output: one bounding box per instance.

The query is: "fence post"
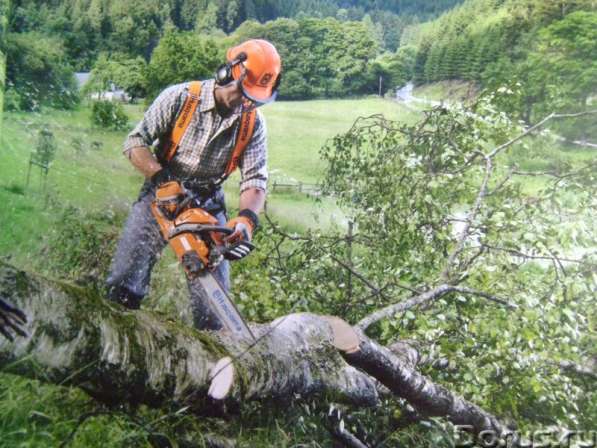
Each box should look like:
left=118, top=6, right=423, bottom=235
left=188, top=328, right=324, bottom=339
left=298, top=182, right=303, bottom=193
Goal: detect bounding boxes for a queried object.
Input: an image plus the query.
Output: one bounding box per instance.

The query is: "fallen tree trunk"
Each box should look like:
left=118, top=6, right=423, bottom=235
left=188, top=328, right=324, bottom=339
left=0, top=262, right=517, bottom=445
left=0, top=262, right=377, bottom=409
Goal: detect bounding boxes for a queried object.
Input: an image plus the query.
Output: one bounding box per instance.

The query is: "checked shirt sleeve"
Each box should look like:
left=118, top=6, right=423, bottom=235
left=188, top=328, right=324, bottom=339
left=238, top=110, right=268, bottom=193
left=123, top=83, right=187, bottom=155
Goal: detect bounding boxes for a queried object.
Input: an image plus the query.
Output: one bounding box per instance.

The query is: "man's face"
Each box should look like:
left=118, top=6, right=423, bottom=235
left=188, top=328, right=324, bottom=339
left=215, top=80, right=244, bottom=113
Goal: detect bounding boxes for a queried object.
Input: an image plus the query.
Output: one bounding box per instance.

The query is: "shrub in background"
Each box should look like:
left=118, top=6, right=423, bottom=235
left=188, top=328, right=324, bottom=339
left=91, top=100, right=129, bottom=130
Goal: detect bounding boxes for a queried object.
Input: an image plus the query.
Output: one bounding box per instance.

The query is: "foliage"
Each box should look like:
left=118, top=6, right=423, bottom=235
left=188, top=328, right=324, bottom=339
left=33, top=127, right=57, bottom=166
left=144, top=30, right=222, bottom=101
left=233, top=98, right=596, bottom=438
left=232, top=17, right=381, bottom=99
left=407, top=0, right=596, bottom=129
left=6, top=0, right=462, bottom=65
left=90, top=100, right=129, bottom=130
left=523, top=11, right=597, bottom=139
left=42, top=206, right=123, bottom=290
left=84, top=53, right=148, bottom=101
left=369, top=45, right=417, bottom=94
left=4, top=31, right=79, bottom=110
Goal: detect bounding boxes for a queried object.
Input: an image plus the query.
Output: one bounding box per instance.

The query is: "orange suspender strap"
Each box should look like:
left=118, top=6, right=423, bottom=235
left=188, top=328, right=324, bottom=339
left=163, top=81, right=203, bottom=162
left=163, top=80, right=257, bottom=177
left=223, top=109, right=257, bottom=178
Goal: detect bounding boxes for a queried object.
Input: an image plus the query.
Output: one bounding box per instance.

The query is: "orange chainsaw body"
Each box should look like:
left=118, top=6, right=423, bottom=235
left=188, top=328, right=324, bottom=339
left=151, top=181, right=223, bottom=275
left=149, top=181, right=256, bottom=341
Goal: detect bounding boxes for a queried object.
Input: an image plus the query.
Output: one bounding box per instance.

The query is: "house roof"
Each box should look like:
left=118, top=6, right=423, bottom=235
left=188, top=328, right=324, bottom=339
left=74, top=72, right=91, bottom=89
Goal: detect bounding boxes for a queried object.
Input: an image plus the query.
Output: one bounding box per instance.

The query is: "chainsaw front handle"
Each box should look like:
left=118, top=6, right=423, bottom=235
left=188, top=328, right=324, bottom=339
left=169, top=224, right=234, bottom=239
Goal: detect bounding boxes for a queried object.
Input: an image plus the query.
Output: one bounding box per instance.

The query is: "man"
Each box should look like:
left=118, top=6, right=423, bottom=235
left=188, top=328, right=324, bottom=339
left=106, top=39, right=282, bottom=330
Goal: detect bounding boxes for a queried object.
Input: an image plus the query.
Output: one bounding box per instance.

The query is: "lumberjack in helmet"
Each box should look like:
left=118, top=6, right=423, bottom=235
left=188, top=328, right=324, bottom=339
left=105, top=40, right=282, bottom=330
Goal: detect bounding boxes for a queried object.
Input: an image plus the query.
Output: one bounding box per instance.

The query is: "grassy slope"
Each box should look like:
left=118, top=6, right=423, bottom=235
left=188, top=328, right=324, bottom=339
left=413, top=80, right=479, bottom=103
left=0, top=97, right=414, bottom=260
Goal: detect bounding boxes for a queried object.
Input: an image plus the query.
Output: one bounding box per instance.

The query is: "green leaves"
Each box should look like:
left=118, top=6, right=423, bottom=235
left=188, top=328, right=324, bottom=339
left=144, top=31, right=222, bottom=101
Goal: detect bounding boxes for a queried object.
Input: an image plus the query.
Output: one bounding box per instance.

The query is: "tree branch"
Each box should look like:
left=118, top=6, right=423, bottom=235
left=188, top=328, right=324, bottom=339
left=331, top=255, right=419, bottom=296
left=341, top=337, right=519, bottom=444
left=357, top=284, right=455, bottom=330
left=441, top=154, right=492, bottom=281
left=487, top=110, right=597, bottom=159
left=357, top=283, right=516, bottom=330
left=557, top=359, right=596, bottom=380
left=481, top=244, right=588, bottom=265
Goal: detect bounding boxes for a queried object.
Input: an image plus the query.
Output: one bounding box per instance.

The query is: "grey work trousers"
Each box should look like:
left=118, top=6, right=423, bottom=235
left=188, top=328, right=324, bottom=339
left=106, top=182, right=230, bottom=330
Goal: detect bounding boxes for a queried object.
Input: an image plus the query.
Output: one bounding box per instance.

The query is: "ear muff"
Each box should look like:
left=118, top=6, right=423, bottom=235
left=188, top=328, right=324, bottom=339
left=215, top=52, right=248, bottom=86
left=215, top=63, right=233, bottom=86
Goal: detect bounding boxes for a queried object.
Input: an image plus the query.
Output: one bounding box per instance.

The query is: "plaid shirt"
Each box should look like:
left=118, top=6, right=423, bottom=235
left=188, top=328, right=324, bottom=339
left=124, top=79, right=268, bottom=192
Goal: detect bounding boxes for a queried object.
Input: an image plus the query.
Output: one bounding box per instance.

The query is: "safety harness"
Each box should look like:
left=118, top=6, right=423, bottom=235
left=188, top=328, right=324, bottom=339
left=163, top=81, right=257, bottom=184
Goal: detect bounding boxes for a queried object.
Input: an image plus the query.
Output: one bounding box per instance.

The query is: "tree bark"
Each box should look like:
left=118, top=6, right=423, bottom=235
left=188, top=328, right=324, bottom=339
left=0, top=262, right=377, bottom=409
left=0, top=262, right=517, bottom=444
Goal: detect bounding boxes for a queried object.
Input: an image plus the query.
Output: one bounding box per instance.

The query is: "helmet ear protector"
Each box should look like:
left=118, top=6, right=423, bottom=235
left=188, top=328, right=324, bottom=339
left=215, top=52, right=247, bottom=86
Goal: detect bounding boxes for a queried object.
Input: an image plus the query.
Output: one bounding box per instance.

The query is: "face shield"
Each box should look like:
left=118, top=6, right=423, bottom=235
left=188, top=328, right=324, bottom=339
left=235, top=64, right=280, bottom=113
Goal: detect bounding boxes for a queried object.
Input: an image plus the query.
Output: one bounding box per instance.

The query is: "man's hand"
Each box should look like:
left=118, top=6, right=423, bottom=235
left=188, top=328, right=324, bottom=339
left=0, top=298, right=27, bottom=341
left=150, top=166, right=174, bottom=187
left=223, top=209, right=258, bottom=260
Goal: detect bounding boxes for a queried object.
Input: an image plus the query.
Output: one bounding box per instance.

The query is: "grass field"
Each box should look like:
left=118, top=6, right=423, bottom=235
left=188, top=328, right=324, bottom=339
left=0, top=97, right=416, bottom=262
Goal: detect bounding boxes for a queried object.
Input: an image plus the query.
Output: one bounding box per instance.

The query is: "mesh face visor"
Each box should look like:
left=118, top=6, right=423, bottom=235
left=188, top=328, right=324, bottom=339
left=241, top=89, right=278, bottom=108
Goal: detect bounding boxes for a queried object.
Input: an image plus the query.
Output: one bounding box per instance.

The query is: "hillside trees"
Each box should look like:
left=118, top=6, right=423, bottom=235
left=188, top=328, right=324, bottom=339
left=4, top=31, right=78, bottom=110
left=144, top=30, right=222, bottom=101
left=410, top=0, right=596, bottom=85
left=232, top=17, right=380, bottom=99
left=368, top=46, right=416, bottom=95
left=522, top=11, right=597, bottom=140
left=85, top=53, right=147, bottom=101
left=5, top=0, right=464, bottom=68
left=407, top=0, right=596, bottom=131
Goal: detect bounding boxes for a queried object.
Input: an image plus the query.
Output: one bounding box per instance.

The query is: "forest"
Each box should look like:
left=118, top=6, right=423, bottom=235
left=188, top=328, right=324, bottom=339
left=0, top=0, right=595, bottom=447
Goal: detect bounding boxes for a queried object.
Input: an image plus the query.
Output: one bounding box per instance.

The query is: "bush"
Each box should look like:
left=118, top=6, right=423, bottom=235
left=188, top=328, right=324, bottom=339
left=3, top=88, right=23, bottom=111
left=42, top=206, right=124, bottom=290
left=91, top=100, right=129, bottom=130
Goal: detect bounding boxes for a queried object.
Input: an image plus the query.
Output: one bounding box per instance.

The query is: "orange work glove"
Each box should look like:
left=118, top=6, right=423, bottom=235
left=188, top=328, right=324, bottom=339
left=223, top=209, right=258, bottom=260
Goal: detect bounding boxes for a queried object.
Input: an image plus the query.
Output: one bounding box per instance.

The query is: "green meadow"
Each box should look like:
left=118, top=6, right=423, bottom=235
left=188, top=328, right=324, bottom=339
left=0, top=97, right=416, bottom=263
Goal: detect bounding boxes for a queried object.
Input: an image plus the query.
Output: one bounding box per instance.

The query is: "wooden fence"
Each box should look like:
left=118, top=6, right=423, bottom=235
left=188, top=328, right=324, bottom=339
left=270, top=180, right=322, bottom=196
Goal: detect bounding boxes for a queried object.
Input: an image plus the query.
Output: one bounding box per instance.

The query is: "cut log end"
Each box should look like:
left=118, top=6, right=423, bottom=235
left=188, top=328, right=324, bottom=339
left=323, top=316, right=361, bottom=354
left=208, top=357, right=235, bottom=400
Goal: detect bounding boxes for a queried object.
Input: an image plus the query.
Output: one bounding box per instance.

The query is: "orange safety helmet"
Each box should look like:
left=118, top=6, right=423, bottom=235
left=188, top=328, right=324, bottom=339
left=226, top=39, right=282, bottom=105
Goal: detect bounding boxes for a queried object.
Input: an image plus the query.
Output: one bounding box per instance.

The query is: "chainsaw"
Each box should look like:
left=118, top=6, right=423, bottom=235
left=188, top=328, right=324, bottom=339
left=151, top=180, right=256, bottom=341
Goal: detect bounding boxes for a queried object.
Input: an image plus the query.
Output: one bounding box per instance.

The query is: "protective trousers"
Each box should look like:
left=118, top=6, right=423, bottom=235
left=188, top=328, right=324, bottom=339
left=105, top=182, right=230, bottom=331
